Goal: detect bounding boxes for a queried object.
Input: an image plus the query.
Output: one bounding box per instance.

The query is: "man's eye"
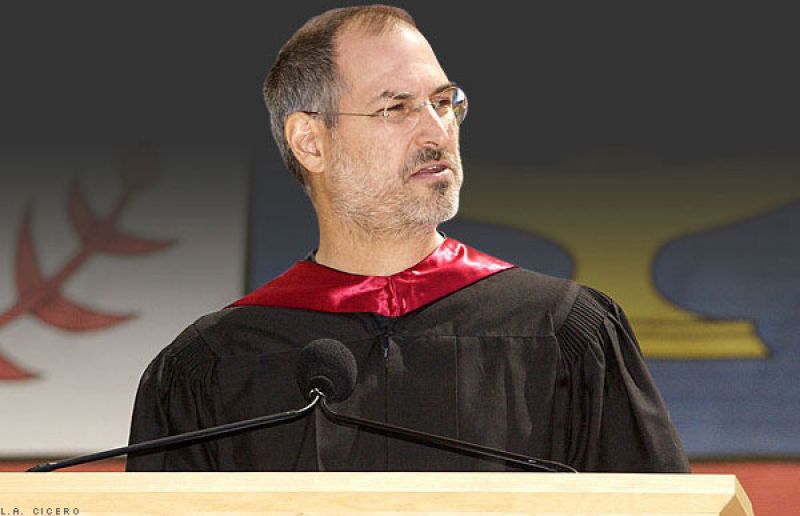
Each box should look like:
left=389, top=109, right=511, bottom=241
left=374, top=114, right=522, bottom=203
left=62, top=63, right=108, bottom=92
left=431, top=94, right=454, bottom=107
left=383, top=103, right=409, bottom=119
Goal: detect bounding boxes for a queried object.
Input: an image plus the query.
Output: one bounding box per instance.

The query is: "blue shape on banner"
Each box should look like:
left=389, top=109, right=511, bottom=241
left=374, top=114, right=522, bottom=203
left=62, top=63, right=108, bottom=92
left=649, top=200, right=800, bottom=457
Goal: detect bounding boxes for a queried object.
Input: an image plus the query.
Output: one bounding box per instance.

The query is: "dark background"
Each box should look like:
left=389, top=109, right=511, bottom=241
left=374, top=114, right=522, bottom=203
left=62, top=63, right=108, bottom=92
left=2, top=2, right=798, bottom=160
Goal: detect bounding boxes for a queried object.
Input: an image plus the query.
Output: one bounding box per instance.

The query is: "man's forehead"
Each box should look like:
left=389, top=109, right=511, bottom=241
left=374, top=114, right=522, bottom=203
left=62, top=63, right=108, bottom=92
left=334, top=25, right=447, bottom=101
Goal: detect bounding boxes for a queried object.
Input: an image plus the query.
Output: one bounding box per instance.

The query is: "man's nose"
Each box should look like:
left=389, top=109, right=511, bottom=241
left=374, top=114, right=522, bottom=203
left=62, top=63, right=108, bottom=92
left=413, top=103, right=452, bottom=147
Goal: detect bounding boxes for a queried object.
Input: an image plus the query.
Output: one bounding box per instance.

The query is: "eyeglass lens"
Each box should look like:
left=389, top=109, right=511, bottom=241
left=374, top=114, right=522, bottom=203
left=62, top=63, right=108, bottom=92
left=383, top=87, right=468, bottom=128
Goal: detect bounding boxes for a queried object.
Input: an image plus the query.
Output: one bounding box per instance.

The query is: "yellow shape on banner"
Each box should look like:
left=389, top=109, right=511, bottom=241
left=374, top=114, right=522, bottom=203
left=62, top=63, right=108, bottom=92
left=461, top=156, right=800, bottom=359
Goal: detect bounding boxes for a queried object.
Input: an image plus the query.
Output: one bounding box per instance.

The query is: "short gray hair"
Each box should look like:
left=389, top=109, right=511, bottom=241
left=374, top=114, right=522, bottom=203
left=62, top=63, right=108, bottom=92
left=263, top=5, right=416, bottom=188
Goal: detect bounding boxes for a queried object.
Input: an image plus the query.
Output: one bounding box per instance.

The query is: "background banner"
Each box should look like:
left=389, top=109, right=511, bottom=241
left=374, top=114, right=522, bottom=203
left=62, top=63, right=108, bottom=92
left=0, top=145, right=248, bottom=454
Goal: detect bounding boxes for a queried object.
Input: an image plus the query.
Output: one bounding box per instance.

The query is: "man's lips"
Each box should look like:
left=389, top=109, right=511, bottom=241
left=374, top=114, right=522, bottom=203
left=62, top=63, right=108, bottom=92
left=411, top=162, right=452, bottom=178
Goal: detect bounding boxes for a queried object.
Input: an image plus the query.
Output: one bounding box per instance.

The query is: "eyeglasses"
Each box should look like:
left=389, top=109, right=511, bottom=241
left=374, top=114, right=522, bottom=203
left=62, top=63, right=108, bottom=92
left=302, top=86, right=468, bottom=132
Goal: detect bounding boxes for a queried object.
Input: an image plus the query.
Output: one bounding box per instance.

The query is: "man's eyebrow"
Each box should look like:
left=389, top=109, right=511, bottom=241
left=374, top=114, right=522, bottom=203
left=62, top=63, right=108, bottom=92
left=369, top=81, right=458, bottom=105
left=370, top=89, right=411, bottom=105
left=431, top=81, right=458, bottom=95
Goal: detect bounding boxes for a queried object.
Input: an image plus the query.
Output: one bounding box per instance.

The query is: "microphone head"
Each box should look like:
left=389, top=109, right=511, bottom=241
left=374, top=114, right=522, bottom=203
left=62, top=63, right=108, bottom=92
left=297, top=338, right=357, bottom=402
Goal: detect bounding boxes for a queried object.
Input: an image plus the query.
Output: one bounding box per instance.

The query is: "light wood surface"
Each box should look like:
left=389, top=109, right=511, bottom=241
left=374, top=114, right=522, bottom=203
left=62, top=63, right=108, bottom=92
left=0, top=472, right=753, bottom=515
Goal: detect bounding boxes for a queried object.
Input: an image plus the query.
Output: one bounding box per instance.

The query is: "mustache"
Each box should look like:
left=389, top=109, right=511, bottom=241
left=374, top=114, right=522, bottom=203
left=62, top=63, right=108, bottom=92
left=401, top=148, right=459, bottom=178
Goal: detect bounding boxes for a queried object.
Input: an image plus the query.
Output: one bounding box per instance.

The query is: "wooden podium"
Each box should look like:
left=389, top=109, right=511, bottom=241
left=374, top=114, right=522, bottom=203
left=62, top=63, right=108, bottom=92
left=0, top=472, right=753, bottom=515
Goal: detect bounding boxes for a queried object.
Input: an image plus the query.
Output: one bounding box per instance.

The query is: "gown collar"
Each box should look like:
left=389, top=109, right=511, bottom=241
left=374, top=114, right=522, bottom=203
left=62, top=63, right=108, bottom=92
left=230, top=238, right=515, bottom=317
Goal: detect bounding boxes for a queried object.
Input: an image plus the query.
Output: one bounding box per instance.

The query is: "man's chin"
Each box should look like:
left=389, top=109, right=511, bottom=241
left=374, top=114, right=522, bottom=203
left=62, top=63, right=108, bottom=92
left=423, top=193, right=460, bottom=227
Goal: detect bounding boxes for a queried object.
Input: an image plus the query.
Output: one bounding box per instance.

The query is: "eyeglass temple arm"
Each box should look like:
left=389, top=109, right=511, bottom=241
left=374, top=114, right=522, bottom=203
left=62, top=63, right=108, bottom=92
left=301, top=110, right=383, bottom=118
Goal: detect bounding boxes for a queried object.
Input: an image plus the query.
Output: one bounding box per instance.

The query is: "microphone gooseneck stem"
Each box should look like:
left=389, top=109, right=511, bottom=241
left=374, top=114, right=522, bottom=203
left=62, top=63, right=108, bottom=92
left=314, top=390, right=576, bottom=473
left=28, top=393, right=321, bottom=472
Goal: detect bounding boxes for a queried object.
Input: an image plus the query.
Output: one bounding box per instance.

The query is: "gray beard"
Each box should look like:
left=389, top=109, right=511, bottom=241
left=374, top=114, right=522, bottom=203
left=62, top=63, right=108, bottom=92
left=326, top=147, right=463, bottom=239
left=332, top=176, right=461, bottom=240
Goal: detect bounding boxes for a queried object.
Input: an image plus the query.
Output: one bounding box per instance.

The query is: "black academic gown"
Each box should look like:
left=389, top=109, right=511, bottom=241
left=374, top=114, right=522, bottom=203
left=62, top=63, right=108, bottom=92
left=126, top=239, right=689, bottom=472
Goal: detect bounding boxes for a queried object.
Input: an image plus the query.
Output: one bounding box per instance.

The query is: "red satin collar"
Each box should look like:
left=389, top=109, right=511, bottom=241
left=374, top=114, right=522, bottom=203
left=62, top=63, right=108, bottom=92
left=230, top=238, right=514, bottom=317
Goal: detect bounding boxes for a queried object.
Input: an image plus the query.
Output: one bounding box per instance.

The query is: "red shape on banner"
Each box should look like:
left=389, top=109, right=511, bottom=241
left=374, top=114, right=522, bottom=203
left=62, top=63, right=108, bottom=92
left=0, top=146, right=175, bottom=380
left=68, top=180, right=172, bottom=255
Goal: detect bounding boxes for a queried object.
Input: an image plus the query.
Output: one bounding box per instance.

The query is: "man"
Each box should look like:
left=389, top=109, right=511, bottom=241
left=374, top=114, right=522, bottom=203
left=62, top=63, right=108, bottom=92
left=127, top=5, right=689, bottom=472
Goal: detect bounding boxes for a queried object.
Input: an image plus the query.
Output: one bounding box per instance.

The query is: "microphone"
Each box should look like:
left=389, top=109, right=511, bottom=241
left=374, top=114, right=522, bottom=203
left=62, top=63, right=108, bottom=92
left=301, top=339, right=577, bottom=473
left=297, top=338, right=357, bottom=402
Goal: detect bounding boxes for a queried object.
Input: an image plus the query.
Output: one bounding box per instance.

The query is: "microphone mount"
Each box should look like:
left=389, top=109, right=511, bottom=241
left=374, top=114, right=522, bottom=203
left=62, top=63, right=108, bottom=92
left=28, top=393, right=322, bottom=472
left=311, top=388, right=577, bottom=473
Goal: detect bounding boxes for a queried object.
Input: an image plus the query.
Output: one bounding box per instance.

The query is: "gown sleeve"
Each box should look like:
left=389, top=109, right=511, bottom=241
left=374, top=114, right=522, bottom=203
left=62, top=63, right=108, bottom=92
left=554, top=287, right=691, bottom=472
left=125, top=323, right=219, bottom=471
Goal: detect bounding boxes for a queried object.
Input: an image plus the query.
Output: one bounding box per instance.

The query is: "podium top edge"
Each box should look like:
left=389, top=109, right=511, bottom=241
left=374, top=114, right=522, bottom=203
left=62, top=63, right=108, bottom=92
left=0, top=472, right=739, bottom=495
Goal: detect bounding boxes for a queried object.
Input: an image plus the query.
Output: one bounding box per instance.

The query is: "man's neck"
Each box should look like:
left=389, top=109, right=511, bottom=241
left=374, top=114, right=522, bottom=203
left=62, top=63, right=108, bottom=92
left=315, top=226, right=444, bottom=277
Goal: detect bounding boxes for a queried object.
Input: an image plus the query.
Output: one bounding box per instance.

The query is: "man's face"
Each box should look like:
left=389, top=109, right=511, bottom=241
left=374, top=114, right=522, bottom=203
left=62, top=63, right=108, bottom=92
left=320, top=25, right=463, bottom=237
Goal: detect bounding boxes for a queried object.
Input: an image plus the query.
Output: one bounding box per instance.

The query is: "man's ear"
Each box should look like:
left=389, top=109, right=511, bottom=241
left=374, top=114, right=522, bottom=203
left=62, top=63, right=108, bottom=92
left=285, top=112, right=326, bottom=175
